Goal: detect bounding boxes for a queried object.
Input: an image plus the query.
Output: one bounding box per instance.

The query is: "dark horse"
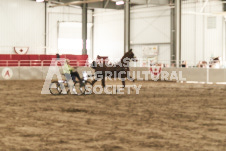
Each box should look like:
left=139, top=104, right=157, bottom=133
left=91, top=49, right=137, bottom=88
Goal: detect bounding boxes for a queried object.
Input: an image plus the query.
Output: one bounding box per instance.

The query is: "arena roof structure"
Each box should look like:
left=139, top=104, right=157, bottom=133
left=34, top=0, right=172, bottom=9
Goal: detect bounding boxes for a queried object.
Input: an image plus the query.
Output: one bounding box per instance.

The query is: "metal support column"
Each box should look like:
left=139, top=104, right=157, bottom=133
left=44, top=1, right=47, bottom=54
left=175, top=0, right=181, bottom=67
left=91, top=9, right=95, bottom=60
left=82, top=2, right=88, bottom=55
left=124, top=0, right=130, bottom=53
left=224, top=18, right=226, bottom=63
left=170, top=6, right=176, bottom=66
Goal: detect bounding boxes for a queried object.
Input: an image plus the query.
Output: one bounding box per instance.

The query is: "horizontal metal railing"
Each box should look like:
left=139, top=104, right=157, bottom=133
left=0, top=60, right=89, bottom=67
left=0, top=59, right=225, bottom=68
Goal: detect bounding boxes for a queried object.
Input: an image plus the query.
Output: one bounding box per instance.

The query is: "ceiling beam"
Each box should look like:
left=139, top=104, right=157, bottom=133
left=86, top=1, right=122, bottom=9
left=50, top=0, right=104, bottom=8
left=49, top=0, right=171, bottom=9
left=50, top=1, right=81, bottom=8
left=104, top=0, right=110, bottom=8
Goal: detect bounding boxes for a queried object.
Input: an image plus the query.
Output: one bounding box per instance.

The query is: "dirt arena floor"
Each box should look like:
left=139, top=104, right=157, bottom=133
left=0, top=80, right=226, bottom=151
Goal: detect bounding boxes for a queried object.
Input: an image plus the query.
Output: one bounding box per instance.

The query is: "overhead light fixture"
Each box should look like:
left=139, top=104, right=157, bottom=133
left=116, top=1, right=124, bottom=5
left=36, top=0, right=44, bottom=2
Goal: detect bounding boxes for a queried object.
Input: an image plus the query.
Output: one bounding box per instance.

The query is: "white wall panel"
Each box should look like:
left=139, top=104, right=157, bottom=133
left=93, top=7, right=170, bottom=62
left=131, top=7, right=170, bottom=44
left=130, top=6, right=171, bottom=65
left=182, top=14, right=196, bottom=65
left=0, top=0, right=225, bottom=64
left=195, top=5, right=205, bottom=65
left=182, top=1, right=224, bottom=66
left=0, top=0, right=45, bottom=54
left=47, top=5, right=93, bottom=55
left=204, top=16, right=223, bottom=60
left=93, top=9, right=124, bottom=61
left=93, top=1, right=225, bottom=66
left=0, top=0, right=92, bottom=55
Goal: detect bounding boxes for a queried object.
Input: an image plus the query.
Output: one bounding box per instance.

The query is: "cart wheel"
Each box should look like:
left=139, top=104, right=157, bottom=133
left=49, top=81, right=62, bottom=95
left=84, top=81, right=92, bottom=95
left=72, top=81, right=85, bottom=95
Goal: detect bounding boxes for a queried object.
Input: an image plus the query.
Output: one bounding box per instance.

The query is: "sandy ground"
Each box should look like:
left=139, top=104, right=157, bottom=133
left=0, top=80, right=226, bottom=151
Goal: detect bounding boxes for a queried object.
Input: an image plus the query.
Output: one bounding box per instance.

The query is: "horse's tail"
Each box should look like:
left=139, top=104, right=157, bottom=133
left=91, top=61, right=97, bottom=69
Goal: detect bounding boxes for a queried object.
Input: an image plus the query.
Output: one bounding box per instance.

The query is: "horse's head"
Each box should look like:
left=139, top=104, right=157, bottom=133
left=125, top=49, right=138, bottom=62
left=120, top=49, right=138, bottom=68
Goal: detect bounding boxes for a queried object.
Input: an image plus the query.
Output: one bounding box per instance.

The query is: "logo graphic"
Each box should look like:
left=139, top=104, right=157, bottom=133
left=2, top=68, right=13, bottom=80
left=14, top=47, right=29, bottom=54
left=150, top=66, right=162, bottom=76
left=42, top=58, right=186, bottom=95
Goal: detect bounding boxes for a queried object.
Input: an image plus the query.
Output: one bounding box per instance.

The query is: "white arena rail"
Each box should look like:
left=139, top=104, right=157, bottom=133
left=0, top=66, right=226, bottom=84
left=0, top=59, right=226, bottom=84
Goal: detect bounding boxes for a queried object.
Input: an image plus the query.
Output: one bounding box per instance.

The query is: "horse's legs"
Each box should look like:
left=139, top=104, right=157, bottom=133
left=122, top=80, right=125, bottom=88
left=115, top=78, right=125, bottom=94
left=127, top=71, right=135, bottom=82
left=121, top=77, right=126, bottom=88
left=129, top=76, right=135, bottom=82
left=101, top=76, right=106, bottom=88
left=91, top=79, right=97, bottom=86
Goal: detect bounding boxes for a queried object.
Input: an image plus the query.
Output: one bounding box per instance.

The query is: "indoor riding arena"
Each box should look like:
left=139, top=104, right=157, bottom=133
left=1, top=0, right=226, bottom=151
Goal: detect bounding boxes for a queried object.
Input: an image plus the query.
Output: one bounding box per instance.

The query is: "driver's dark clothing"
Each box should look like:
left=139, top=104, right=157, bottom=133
left=71, top=71, right=81, bottom=83
left=63, top=63, right=81, bottom=83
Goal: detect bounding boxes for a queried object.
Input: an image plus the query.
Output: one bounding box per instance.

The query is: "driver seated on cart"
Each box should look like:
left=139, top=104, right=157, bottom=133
left=63, top=59, right=83, bottom=85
